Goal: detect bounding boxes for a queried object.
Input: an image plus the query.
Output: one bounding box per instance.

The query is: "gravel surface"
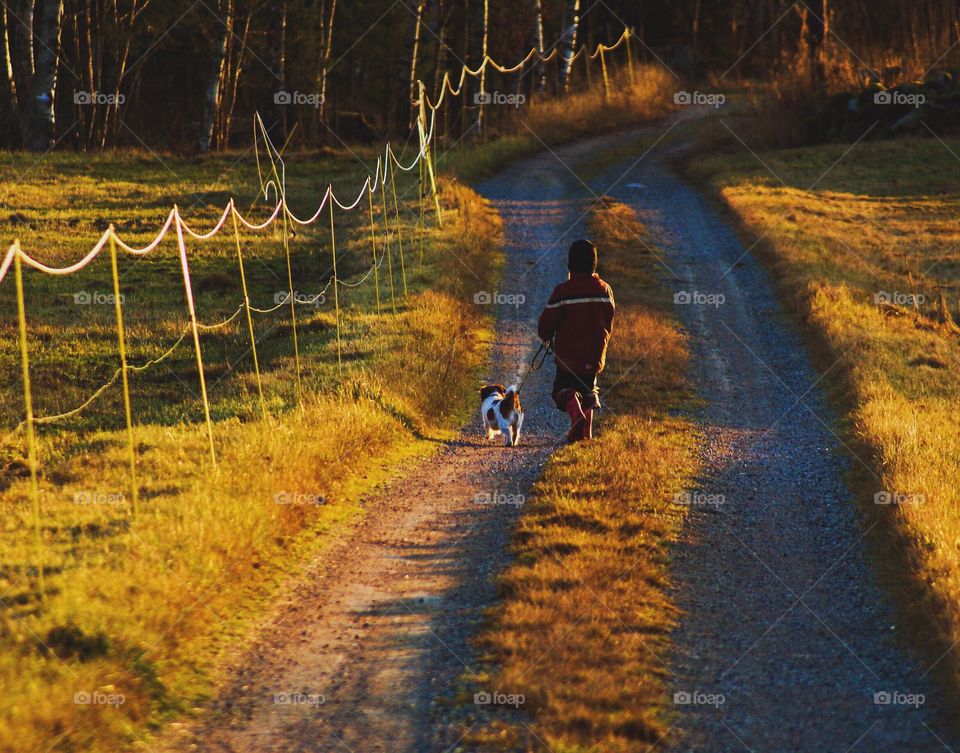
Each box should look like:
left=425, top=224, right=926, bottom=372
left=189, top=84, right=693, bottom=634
left=160, top=114, right=955, bottom=753
left=602, top=113, right=956, bottom=752
left=160, top=131, right=639, bottom=753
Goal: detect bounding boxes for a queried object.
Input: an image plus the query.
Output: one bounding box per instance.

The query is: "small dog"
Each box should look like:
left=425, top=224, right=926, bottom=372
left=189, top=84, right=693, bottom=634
left=480, top=384, right=524, bottom=447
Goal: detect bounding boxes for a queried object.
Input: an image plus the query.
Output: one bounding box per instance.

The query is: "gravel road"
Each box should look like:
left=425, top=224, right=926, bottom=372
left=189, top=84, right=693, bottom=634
left=162, top=114, right=955, bottom=753
left=162, top=130, right=640, bottom=753
left=602, top=114, right=956, bottom=752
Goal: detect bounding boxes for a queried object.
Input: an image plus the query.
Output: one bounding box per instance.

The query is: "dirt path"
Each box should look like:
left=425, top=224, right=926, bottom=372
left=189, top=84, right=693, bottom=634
left=165, top=115, right=954, bottom=753
left=164, top=130, right=646, bottom=753
left=601, top=116, right=956, bottom=751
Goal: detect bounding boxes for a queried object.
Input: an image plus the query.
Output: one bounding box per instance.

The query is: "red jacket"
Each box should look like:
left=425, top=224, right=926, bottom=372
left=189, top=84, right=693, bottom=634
left=537, top=273, right=615, bottom=374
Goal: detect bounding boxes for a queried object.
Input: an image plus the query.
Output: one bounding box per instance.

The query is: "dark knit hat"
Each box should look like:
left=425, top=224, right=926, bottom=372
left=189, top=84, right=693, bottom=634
left=568, top=239, right=597, bottom=274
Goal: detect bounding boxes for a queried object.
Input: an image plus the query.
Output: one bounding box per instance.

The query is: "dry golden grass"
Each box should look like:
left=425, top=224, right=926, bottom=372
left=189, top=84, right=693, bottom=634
left=463, top=201, right=698, bottom=752
left=522, top=67, right=678, bottom=145
left=687, top=135, right=960, bottom=706
left=438, top=66, right=678, bottom=182
left=0, top=154, right=501, bottom=753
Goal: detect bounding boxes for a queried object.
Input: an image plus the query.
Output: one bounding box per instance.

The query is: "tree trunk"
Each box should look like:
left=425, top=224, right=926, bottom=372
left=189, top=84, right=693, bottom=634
left=458, top=0, right=471, bottom=139
left=318, top=0, right=336, bottom=123
left=198, top=0, right=231, bottom=152
left=9, top=0, right=34, bottom=113
left=534, top=0, right=545, bottom=92
left=475, top=0, right=488, bottom=135
left=81, top=0, right=96, bottom=149
left=102, top=0, right=147, bottom=149
left=279, top=0, right=287, bottom=137
left=21, top=0, right=64, bottom=152
left=807, top=0, right=827, bottom=86
left=67, top=2, right=84, bottom=148
left=561, top=0, right=580, bottom=92
left=407, top=0, right=426, bottom=128
left=220, top=9, right=252, bottom=149
left=2, top=5, right=19, bottom=138
left=691, top=0, right=702, bottom=54
left=430, top=0, right=448, bottom=93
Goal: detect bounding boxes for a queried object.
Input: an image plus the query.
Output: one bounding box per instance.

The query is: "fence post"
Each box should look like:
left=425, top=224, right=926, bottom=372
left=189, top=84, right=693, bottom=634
left=367, top=184, right=382, bottom=316
left=388, top=155, right=409, bottom=296
left=600, top=47, right=610, bottom=99
left=418, top=154, right=425, bottom=269
left=257, top=117, right=303, bottom=407
left=328, top=196, right=343, bottom=376
left=625, top=27, right=636, bottom=84
left=14, top=246, right=44, bottom=599
left=280, top=199, right=303, bottom=407
left=419, top=82, right=443, bottom=226
left=108, top=230, right=140, bottom=516
left=174, top=209, right=217, bottom=467
left=230, top=205, right=267, bottom=419
left=380, top=178, right=398, bottom=313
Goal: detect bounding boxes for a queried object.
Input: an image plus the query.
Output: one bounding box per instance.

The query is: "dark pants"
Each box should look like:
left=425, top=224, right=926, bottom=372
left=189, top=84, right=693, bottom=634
left=552, top=369, right=601, bottom=412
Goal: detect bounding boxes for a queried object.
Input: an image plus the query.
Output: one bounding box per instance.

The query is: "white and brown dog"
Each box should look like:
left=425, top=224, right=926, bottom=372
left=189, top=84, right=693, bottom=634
left=480, top=384, right=524, bottom=447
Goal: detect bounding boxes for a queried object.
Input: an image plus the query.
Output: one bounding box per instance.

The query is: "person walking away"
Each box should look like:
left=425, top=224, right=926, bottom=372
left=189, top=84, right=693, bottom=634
left=537, top=239, right=615, bottom=442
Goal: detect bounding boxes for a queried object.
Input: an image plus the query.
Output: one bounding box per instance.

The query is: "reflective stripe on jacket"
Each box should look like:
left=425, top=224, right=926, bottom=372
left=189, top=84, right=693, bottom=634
left=537, top=272, right=615, bottom=374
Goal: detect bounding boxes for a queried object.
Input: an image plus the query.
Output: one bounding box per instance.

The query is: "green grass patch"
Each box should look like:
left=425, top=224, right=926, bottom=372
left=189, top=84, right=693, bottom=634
left=0, top=146, right=501, bottom=753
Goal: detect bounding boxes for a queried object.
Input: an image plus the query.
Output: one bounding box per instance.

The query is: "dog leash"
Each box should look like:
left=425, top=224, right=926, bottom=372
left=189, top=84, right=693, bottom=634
left=517, top=340, right=552, bottom=393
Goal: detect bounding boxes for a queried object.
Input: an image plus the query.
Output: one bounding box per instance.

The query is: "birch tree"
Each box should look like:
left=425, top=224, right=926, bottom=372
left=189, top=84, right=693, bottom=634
left=534, top=0, right=545, bottom=92
left=8, top=0, right=33, bottom=112
left=560, top=0, right=580, bottom=92
left=407, top=0, right=426, bottom=127
left=2, top=5, right=19, bottom=134
left=475, top=0, right=488, bottom=134
left=199, top=0, right=231, bottom=152
left=20, top=0, right=65, bottom=151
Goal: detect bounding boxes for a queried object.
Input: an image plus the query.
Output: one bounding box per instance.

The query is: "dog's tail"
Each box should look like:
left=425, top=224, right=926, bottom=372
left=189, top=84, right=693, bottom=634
left=501, top=385, right=521, bottom=413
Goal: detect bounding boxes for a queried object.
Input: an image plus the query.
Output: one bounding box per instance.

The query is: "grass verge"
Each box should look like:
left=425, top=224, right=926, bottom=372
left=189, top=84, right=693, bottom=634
left=685, top=134, right=960, bottom=711
left=0, top=149, right=500, bottom=753
left=460, top=200, right=699, bottom=751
